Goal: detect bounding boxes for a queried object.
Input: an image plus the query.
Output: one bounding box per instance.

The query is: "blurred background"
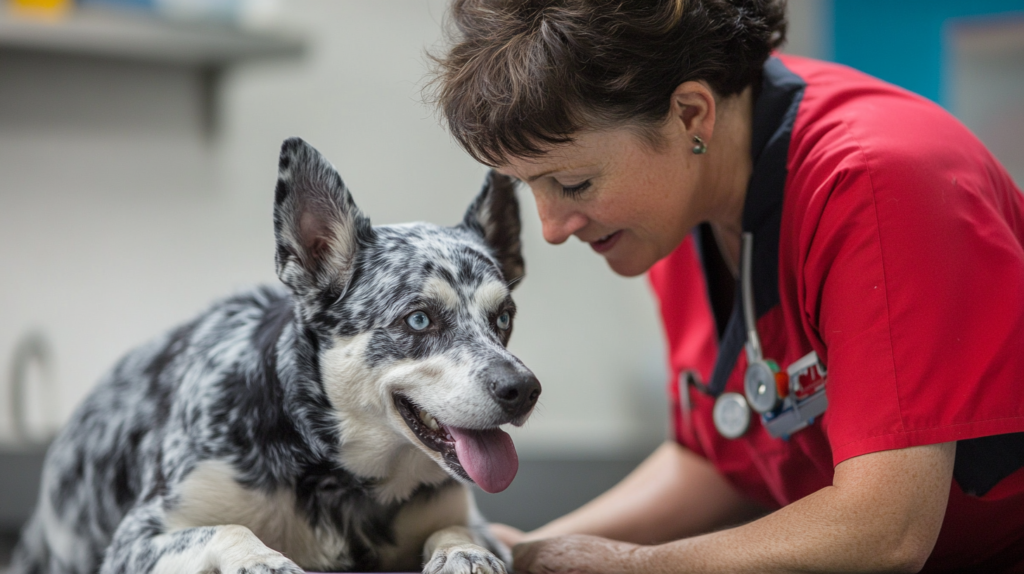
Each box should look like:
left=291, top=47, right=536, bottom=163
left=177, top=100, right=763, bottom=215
left=0, top=0, right=1022, bottom=565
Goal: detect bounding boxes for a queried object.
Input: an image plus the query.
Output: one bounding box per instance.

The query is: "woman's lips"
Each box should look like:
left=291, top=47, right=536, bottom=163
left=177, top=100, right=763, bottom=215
left=589, top=230, right=622, bottom=254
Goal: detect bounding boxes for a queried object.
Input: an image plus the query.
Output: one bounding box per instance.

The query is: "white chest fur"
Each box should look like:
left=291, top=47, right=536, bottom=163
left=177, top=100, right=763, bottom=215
left=165, top=459, right=472, bottom=572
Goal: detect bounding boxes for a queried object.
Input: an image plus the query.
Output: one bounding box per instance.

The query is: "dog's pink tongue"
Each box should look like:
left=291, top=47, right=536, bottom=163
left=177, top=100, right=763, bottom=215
left=447, top=426, right=518, bottom=493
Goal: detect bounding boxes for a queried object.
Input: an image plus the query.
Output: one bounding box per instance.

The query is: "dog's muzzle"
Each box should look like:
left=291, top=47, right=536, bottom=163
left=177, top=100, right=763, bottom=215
left=393, top=366, right=540, bottom=494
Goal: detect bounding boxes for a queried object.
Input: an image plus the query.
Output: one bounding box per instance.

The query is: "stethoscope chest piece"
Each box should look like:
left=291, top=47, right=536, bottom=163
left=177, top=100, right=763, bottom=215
left=713, top=392, right=751, bottom=439
left=744, top=359, right=781, bottom=414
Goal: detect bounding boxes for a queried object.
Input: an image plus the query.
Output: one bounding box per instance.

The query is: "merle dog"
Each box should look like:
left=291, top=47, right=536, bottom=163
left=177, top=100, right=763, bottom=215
left=10, top=138, right=540, bottom=574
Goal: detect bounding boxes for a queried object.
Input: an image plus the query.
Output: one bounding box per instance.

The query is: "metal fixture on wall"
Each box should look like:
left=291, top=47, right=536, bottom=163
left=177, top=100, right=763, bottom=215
left=1, top=330, right=54, bottom=536
left=8, top=329, right=54, bottom=443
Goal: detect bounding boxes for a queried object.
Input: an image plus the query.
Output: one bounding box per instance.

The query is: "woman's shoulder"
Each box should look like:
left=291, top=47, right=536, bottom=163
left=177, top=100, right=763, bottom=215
left=777, top=56, right=1023, bottom=295
left=778, top=55, right=1018, bottom=213
left=781, top=55, right=978, bottom=169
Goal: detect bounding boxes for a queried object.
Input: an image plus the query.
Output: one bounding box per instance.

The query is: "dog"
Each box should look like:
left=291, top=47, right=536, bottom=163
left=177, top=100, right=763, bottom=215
left=10, top=138, right=540, bottom=574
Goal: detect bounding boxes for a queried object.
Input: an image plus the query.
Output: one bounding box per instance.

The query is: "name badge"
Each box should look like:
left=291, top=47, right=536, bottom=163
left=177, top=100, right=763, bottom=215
left=761, top=351, right=828, bottom=439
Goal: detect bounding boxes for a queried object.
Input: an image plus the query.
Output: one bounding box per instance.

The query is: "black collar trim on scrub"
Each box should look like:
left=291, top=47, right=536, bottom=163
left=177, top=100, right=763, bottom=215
left=697, top=56, right=807, bottom=398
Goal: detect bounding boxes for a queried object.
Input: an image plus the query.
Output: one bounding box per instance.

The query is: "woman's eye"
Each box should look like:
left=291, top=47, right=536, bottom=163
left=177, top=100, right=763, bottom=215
left=496, top=311, right=511, bottom=331
left=559, top=180, right=591, bottom=198
left=406, top=311, right=431, bottom=331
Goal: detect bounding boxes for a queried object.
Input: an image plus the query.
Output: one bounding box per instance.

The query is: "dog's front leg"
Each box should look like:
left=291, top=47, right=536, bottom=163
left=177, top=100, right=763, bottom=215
left=100, top=500, right=304, bottom=574
left=423, top=526, right=507, bottom=574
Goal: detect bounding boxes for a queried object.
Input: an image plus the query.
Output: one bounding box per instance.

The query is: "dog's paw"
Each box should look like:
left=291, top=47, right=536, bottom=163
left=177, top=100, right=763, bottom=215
left=220, top=547, right=304, bottom=574
left=423, top=544, right=507, bottom=574
left=233, top=566, right=304, bottom=574
left=229, top=559, right=304, bottom=574
left=206, top=524, right=304, bottom=574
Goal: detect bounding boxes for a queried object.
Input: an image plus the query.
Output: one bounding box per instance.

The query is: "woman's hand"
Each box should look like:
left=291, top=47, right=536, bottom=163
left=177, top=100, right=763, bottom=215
left=498, top=442, right=762, bottom=548
left=512, top=534, right=643, bottom=574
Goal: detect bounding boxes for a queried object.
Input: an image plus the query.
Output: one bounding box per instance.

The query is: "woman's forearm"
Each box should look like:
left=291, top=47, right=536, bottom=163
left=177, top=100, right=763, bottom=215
left=513, top=442, right=955, bottom=574
left=527, top=441, right=764, bottom=545
left=647, top=442, right=954, bottom=573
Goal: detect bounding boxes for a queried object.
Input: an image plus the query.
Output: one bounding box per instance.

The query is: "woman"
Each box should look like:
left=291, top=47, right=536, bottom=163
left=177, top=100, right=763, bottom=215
left=430, top=0, right=1024, bottom=572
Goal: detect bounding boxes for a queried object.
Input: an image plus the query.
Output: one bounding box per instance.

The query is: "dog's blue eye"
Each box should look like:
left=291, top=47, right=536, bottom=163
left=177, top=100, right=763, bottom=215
left=496, top=311, right=511, bottom=331
left=406, top=311, right=431, bottom=331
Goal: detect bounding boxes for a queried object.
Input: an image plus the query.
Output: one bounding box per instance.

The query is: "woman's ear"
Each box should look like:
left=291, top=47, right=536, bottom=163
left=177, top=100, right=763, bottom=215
left=668, top=80, right=717, bottom=142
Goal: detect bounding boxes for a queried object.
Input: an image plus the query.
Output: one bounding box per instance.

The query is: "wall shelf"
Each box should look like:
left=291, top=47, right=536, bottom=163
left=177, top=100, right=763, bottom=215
left=0, top=7, right=305, bottom=67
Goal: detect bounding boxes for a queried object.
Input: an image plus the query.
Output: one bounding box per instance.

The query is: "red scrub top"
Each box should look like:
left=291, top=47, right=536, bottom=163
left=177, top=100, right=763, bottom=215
left=649, top=55, right=1024, bottom=572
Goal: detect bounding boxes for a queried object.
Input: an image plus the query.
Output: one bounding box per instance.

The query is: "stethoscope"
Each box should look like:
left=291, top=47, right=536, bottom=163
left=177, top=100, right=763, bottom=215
left=709, top=232, right=829, bottom=440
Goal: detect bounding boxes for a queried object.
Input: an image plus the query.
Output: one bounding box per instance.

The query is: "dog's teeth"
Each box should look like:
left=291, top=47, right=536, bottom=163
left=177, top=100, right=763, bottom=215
left=420, top=410, right=440, bottom=431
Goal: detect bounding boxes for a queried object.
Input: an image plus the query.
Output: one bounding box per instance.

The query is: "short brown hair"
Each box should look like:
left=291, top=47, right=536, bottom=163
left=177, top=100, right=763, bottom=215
left=428, top=0, right=787, bottom=166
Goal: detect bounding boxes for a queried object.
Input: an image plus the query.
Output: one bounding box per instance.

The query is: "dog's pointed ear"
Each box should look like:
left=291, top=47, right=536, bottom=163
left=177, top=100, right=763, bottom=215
left=461, top=170, right=525, bottom=289
left=273, top=137, right=372, bottom=306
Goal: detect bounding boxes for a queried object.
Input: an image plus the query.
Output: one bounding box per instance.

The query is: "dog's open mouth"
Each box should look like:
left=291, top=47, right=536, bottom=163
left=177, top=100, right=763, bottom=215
left=393, top=394, right=518, bottom=493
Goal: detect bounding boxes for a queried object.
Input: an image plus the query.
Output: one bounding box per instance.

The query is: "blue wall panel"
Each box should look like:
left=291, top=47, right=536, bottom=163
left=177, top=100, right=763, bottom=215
left=832, top=0, right=1024, bottom=105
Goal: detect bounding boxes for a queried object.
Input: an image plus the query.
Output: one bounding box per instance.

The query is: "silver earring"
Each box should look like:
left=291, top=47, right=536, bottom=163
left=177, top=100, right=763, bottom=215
left=692, top=135, right=707, bottom=155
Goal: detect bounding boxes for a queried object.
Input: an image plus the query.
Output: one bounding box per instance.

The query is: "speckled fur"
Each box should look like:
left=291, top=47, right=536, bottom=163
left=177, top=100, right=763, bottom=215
left=10, top=138, right=533, bottom=574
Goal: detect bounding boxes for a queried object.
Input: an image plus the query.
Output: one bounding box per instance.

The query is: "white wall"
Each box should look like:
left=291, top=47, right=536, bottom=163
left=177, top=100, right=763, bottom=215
left=0, top=0, right=827, bottom=456
left=783, top=0, right=832, bottom=61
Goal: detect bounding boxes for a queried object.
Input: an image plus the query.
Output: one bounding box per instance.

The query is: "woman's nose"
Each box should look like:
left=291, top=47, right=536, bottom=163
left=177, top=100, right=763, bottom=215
left=534, top=193, right=587, bottom=245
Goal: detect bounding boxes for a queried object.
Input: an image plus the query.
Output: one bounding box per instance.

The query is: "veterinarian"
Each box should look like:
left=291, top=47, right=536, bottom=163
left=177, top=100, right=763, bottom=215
left=429, top=0, right=1024, bottom=572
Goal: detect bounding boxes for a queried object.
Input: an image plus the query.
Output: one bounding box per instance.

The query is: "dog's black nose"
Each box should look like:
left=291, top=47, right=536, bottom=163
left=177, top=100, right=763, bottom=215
left=485, top=364, right=541, bottom=419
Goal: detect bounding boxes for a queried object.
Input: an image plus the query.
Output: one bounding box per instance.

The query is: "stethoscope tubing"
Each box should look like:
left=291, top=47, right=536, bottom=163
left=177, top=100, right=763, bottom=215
left=741, top=231, right=762, bottom=364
